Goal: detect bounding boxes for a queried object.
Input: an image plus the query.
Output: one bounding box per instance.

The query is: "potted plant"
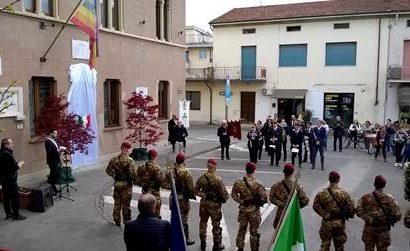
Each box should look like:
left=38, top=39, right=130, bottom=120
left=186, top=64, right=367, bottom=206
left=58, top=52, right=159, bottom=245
left=123, top=91, right=163, bottom=161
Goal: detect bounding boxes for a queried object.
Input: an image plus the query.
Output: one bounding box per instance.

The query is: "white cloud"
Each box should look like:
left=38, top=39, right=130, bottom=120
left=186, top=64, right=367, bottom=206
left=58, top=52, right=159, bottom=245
left=186, top=0, right=324, bottom=31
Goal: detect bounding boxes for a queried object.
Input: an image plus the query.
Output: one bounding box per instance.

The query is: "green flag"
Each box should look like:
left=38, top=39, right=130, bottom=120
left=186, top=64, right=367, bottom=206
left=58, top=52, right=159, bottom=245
left=271, top=191, right=305, bottom=251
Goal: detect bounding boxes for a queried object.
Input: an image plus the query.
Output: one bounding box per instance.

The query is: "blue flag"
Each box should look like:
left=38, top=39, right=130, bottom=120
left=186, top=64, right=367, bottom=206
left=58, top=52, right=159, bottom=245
left=170, top=176, right=187, bottom=251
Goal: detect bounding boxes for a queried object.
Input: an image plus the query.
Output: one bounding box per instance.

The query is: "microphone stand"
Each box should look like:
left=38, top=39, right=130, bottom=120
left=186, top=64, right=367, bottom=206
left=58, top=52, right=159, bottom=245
left=54, top=151, right=74, bottom=202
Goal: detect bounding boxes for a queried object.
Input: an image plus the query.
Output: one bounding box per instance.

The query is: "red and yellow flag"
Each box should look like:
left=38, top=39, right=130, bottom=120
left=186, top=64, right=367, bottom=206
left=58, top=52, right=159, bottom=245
left=70, top=0, right=98, bottom=69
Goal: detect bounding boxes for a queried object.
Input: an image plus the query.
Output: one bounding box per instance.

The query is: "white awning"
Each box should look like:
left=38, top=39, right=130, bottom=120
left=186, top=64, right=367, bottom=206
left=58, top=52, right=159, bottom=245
left=272, top=89, right=307, bottom=99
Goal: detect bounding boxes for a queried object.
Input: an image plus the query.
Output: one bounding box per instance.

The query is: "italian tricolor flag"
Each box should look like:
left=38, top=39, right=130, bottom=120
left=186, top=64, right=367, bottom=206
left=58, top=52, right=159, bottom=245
left=270, top=190, right=306, bottom=251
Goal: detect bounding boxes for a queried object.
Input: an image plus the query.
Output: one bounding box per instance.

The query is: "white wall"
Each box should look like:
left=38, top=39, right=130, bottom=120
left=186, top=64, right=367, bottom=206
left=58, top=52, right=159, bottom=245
left=212, top=17, right=397, bottom=123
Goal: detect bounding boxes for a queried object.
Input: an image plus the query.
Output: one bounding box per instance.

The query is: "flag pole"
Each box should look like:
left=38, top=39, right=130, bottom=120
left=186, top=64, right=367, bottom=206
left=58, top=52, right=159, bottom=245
left=267, top=186, right=297, bottom=250
left=40, top=0, right=84, bottom=63
left=0, top=0, right=21, bottom=12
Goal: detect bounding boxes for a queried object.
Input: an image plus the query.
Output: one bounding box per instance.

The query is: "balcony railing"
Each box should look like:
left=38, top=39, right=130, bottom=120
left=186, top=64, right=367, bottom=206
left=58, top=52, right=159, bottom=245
left=186, top=66, right=267, bottom=81
left=388, top=65, right=410, bottom=80
left=186, top=34, right=213, bottom=45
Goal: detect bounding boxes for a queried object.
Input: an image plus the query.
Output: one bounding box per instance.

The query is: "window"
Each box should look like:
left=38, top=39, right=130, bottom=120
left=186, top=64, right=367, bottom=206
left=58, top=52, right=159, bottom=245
left=279, top=44, right=307, bottom=67
left=198, top=50, right=207, bottom=60
left=164, top=0, right=171, bottom=41
left=324, top=93, right=354, bottom=126
left=29, top=77, right=56, bottom=136
left=156, top=0, right=171, bottom=40
left=325, top=42, right=357, bottom=66
left=112, top=0, right=119, bottom=30
left=23, top=0, right=35, bottom=12
left=334, top=23, right=350, bottom=29
left=286, top=25, right=301, bottom=32
left=41, top=0, right=53, bottom=16
left=104, top=79, right=121, bottom=127
left=158, top=81, right=169, bottom=119
left=407, top=20, right=410, bottom=27
left=186, top=91, right=200, bottom=110
left=185, top=51, right=190, bottom=62
left=243, top=28, right=256, bottom=34
left=100, top=0, right=108, bottom=28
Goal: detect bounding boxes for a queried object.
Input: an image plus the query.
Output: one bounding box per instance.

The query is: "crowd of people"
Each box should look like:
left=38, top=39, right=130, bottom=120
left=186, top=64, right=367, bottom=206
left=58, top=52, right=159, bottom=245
left=235, top=114, right=410, bottom=171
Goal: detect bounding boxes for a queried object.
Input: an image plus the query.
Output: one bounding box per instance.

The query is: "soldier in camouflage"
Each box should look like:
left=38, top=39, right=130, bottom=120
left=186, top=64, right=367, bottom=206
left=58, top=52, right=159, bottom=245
left=134, top=149, right=166, bottom=218
left=405, top=162, right=410, bottom=201
left=231, top=162, right=267, bottom=251
left=195, top=158, right=229, bottom=251
left=405, top=207, right=410, bottom=248
left=165, top=153, right=196, bottom=245
left=270, top=163, right=309, bottom=229
left=313, top=171, right=355, bottom=251
left=105, top=142, right=135, bottom=226
left=357, top=175, right=401, bottom=251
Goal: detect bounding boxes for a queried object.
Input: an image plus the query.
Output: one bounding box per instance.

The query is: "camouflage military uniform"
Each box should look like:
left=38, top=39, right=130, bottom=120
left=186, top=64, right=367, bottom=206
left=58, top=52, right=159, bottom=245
left=195, top=171, right=229, bottom=244
left=134, top=160, right=166, bottom=217
left=405, top=208, right=410, bottom=247
left=405, top=162, right=410, bottom=201
left=356, top=191, right=401, bottom=251
left=231, top=176, right=267, bottom=251
left=106, top=154, right=135, bottom=225
left=165, top=163, right=195, bottom=240
left=313, top=184, right=355, bottom=251
left=269, top=178, right=309, bottom=228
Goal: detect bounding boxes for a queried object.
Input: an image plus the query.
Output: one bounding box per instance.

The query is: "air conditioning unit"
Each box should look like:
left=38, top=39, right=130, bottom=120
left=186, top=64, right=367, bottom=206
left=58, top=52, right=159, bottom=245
left=261, top=88, right=273, bottom=96
left=388, top=66, right=402, bottom=80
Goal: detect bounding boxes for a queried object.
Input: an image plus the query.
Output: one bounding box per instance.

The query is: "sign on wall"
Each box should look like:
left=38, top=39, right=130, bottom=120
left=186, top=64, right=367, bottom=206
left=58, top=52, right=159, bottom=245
left=72, top=40, right=90, bottom=60
left=0, top=87, right=23, bottom=118
left=179, top=100, right=190, bottom=128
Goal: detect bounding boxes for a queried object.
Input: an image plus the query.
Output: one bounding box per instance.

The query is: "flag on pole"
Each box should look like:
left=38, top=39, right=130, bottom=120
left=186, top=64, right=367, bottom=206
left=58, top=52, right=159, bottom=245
left=170, top=175, right=187, bottom=251
left=70, top=0, right=98, bottom=68
left=225, top=76, right=231, bottom=105
left=270, top=190, right=306, bottom=251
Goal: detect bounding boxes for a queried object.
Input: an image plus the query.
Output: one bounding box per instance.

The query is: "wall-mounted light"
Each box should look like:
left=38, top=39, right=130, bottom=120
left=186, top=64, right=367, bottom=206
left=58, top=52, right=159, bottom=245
left=178, top=30, right=184, bottom=35
left=39, top=21, right=56, bottom=30
left=139, top=20, right=146, bottom=25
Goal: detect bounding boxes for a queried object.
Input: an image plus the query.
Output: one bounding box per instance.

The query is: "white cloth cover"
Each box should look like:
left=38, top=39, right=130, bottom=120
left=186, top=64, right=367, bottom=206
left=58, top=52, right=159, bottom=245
left=68, top=63, right=99, bottom=168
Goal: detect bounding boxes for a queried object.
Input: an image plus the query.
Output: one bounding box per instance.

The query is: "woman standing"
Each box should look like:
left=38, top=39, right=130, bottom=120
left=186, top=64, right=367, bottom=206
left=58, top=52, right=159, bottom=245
left=247, top=124, right=260, bottom=163
left=348, top=119, right=361, bottom=148
left=256, top=120, right=264, bottom=160
left=374, top=125, right=387, bottom=161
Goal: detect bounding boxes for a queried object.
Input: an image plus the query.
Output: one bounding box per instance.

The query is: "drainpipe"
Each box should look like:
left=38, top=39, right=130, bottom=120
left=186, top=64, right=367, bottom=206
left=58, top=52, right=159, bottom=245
left=375, top=17, right=382, bottom=106
left=383, top=17, right=394, bottom=122
left=205, top=77, right=213, bottom=124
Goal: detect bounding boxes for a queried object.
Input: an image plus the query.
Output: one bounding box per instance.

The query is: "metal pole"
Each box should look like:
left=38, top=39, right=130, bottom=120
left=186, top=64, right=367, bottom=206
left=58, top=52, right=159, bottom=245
left=0, top=0, right=21, bottom=12
left=225, top=105, right=228, bottom=120
left=40, top=0, right=84, bottom=62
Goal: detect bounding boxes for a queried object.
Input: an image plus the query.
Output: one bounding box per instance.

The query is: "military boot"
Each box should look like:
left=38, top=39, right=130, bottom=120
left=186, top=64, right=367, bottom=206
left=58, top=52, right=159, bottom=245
left=200, top=240, right=207, bottom=250
left=212, top=242, right=225, bottom=250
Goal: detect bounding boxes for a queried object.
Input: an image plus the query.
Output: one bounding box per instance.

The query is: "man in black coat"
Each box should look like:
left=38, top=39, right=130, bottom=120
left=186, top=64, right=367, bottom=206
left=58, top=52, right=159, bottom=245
left=0, top=138, right=26, bottom=220
left=290, top=121, right=304, bottom=168
left=217, top=120, right=231, bottom=160
left=45, top=129, right=65, bottom=194
left=124, top=193, right=170, bottom=251
left=333, top=116, right=344, bottom=152
left=168, top=114, right=178, bottom=153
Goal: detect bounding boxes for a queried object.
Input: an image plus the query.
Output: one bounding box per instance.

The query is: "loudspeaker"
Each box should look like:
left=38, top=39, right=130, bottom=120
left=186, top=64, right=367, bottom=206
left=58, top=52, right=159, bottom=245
left=31, top=184, right=53, bottom=212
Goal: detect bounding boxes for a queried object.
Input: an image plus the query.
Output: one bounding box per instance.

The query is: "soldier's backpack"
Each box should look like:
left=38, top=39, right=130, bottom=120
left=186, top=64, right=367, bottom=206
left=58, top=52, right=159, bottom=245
left=405, top=162, right=410, bottom=201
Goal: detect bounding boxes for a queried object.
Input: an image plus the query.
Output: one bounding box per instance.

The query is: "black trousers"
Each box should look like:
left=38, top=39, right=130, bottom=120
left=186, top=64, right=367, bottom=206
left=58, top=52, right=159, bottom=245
left=350, top=131, right=358, bottom=148
left=47, top=164, right=59, bottom=192
left=375, top=143, right=386, bottom=159
left=334, top=134, right=343, bottom=151
left=291, top=146, right=302, bottom=167
left=220, top=142, right=230, bottom=158
left=304, top=143, right=315, bottom=164
left=303, top=140, right=309, bottom=162
left=1, top=177, right=20, bottom=217
left=269, top=144, right=281, bottom=166
left=282, top=140, right=287, bottom=161
left=249, top=146, right=258, bottom=163
left=312, top=145, right=325, bottom=170
left=258, top=142, right=264, bottom=160
left=395, top=142, right=405, bottom=163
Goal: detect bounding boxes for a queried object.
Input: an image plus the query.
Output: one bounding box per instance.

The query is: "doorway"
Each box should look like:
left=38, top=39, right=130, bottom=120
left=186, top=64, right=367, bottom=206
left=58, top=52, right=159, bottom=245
left=278, top=99, right=305, bottom=124
left=240, top=92, right=255, bottom=123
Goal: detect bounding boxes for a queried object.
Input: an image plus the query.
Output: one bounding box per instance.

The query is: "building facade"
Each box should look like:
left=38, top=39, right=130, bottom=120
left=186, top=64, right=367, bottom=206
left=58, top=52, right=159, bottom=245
left=0, top=0, right=186, bottom=178
left=186, top=0, right=410, bottom=126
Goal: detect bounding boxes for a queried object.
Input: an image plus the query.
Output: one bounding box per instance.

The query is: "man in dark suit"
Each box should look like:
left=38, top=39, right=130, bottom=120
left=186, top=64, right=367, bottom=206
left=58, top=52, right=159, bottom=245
left=290, top=120, right=304, bottom=168
left=312, top=120, right=327, bottom=170
left=45, top=129, right=65, bottom=194
left=124, top=193, right=171, bottom=251
left=168, top=114, right=179, bottom=153
left=217, top=120, right=231, bottom=160
left=333, top=116, right=344, bottom=152
left=0, top=138, right=26, bottom=220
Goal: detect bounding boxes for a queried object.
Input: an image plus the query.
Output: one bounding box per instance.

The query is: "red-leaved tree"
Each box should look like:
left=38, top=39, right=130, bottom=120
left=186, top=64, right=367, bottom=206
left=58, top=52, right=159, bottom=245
left=123, top=92, right=163, bottom=148
left=36, top=95, right=95, bottom=154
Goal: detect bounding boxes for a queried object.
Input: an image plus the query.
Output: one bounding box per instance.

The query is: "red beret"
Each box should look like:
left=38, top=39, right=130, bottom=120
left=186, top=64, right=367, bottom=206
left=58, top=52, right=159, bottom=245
left=329, top=171, right=340, bottom=180
left=148, top=149, right=157, bottom=158
left=121, top=142, right=132, bottom=149
left=176, top=153, right=185, bottom=164
left=245, top=162, right=257, bottom=173
left=374, top=175, right=386, bottom=189
left=283, top=163, right=294, bottom=176
left=207, top=158, right=217, bottom=166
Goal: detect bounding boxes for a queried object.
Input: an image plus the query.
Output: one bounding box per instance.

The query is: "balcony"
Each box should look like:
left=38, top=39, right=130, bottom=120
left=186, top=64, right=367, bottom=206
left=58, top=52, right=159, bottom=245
left=388, top=65, right=410, bottom=80
left=186, top=66, right=267, bottom=82
left=186, top=34, right=213, bottom=46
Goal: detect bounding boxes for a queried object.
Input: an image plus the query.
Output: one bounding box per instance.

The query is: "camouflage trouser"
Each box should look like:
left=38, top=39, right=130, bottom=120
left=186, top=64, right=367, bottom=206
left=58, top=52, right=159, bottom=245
left=113, top=185, right=132, bottom=224
left=236, top=209, right=261, bottom=251
left=362, top=224, right=390, bottom=251
left=319, top=219, right=347, bottom=251
left=199, top=200, right=222, bottom=243
left=170, top=198, right=191, bottom=238
left=145, top=191, right=161, bottom=218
